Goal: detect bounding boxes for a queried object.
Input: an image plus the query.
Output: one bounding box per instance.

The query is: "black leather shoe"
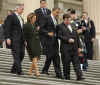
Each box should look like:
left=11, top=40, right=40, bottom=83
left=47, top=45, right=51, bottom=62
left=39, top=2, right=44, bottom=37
left=83, top=69, right=87, bottom=72
left=64, top=76, right=70, bottom=80
left=17, top=72, right=24, bottom=75
left=11, top=70, right=16, bottom=74
left=77, top=77, right=85, bottom=81
left=56, top=75, right=63, bottom=79
left=64, top=78, right=70, bottom=80
left=41, top=71, right=49, bottom=75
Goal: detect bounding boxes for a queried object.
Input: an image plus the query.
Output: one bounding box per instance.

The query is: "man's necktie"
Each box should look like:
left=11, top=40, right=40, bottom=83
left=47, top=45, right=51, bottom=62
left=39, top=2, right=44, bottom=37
left=43, top=8, right=47, bottom=15
left=18, top=15, right=23, bottom=28
left=54, top=18, right=57, bottom=26
left=68, top=25, right=73, bottom=33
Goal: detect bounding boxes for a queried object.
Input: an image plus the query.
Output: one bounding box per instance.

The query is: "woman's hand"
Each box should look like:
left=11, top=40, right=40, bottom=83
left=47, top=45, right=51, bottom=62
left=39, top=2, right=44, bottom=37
left=6, top=39, right=11, bottom=46
left=37, top=26, right=40, bottom=31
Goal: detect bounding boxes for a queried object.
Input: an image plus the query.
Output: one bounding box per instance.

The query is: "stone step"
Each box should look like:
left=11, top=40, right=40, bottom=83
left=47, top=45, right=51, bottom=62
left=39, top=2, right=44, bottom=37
left=0, top=81, right=36, bottom=85
left=0, top=56, right=100, bottom=66
left=0, top=73, right=99, bottom=85
left=0, top=68, right=100, bottom=79
left=0, top=71, right=100, bottom=81
left=0, top=54, right=45, bottom=60
left=0, top=48, right=100, bottom=85
left=0, top=61, right=99, bottom=72
left=1, top=62, right=100, bottom=75
left=0, top=71, right=97, bottom=84
left=0, top=54, right=100, bottom=64
left=0, top=75, right=83, bottom=85
left=0, top=61, right=100, bottom=73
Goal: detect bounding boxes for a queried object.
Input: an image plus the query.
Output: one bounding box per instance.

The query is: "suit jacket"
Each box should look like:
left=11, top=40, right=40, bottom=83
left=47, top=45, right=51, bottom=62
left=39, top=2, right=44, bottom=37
left=0, top=24, right=5, bottom=41
left=40, top=15, right=59, bottom=56
left=35, top=8, right=51, bottom=27
left=23, top=22, right=40, bottom=41
left=57, top=23, right=81, bottom=53
left=81, top=19, right=96, bottom=43
left=40, top=15, right=58, bottom=42
left=5, top=13, right=24, bottom=42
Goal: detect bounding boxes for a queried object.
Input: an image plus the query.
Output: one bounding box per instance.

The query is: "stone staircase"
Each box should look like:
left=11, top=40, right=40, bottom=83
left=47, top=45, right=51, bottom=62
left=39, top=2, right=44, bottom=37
left=0, top=48, right=100, bottom=85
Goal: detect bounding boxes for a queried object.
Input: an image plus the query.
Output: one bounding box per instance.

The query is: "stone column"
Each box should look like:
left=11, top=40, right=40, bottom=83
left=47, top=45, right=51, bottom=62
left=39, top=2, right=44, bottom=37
left=0, top=0, right=22, bottom=19
left=24, top=0, right=40, bottom=22
left=24, top=0, right=54, bottom=22
left=47, top=0, right=54, bottom=10
left=83, top=0, right=100, bottom=59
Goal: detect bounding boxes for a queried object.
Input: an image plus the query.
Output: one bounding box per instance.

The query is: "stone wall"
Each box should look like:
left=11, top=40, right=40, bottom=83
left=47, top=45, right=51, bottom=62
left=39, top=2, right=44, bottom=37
left=83, top=0, right=100, bottom=59
left=0, top=0, right=23, bottom=20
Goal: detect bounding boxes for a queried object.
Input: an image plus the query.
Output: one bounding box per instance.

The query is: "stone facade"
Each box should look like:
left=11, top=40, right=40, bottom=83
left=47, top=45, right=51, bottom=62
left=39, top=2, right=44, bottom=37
left=0, top=0, right=24, bottom=19
left=83, top=0, right=100, bottom=59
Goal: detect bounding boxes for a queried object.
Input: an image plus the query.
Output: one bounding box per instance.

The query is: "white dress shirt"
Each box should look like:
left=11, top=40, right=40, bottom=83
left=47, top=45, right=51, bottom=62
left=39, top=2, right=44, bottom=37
left=68, top=24, right=73, bottom=33
left=15, top=12, right=23, bottom=28
left=85, top=19, right=88, bottom=24
left=51, top=14, right=57, bottom=26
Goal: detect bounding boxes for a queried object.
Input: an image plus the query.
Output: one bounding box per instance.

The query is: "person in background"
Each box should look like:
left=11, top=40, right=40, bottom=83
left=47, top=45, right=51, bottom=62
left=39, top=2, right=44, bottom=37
left=0, top=18, right=4, bottom=48
left=70, top=9, right=88, bottom=71
left=3, top=10, right=14, bottom=49
left=34, top=0, right=51, bottom=55
left=57, top=14, right=84, bottom=81
left=78, top=36, right=87, bottom=71
left=7, top=10, right=14, bottom=16
left=24, top=13, right=41, bottom=77
left=66, top=8, right=73, bottom=15
left=70, top=9, right=81, bottom=31
left=81, top=12, right=96, bottom=60
left=5, top=4, right=25, bottom=75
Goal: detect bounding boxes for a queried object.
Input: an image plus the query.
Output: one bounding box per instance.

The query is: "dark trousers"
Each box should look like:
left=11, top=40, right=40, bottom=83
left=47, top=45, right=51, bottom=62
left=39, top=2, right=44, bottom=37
left=40, top=36, right=47, bottom=55
left=11, top=39, right=25, bottom=74
left=42, top=39, right=62, bottom=77
left=61, top=51, right=82, bottom=79
left=85, top=41, right=93, bottom=60
left=42, top=54, right=62, bottom=76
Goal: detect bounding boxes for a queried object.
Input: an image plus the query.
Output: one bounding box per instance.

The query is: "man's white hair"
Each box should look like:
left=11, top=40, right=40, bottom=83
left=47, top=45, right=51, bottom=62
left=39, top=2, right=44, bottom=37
left=15, top=4, right=24, bottom=10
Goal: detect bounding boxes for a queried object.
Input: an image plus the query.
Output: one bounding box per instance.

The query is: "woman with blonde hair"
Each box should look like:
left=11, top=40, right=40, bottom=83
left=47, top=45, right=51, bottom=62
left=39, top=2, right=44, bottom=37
left=24, top=13, right=41, bottom=77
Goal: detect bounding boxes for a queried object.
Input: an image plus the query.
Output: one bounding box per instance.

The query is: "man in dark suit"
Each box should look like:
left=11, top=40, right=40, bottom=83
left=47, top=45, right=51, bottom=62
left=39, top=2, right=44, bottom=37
left=57, top=14, right=84, bottom=80
left=34, top=0, right=51, bottom=54
left=81, top=12, right=96, bottom=60
left=35, top=0, right=51, bottom=26
left=3, top=10, right=14, bottom=49
left=40, top=8, right=62, bottom=79
left=5, top=5, right=25, bottom=75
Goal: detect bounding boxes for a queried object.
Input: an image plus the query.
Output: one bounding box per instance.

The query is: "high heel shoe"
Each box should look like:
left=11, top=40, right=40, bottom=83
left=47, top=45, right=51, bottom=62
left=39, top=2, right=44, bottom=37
left=34, top=72, right=40, bottom=77
left=28, top=70, right=33, bottom=76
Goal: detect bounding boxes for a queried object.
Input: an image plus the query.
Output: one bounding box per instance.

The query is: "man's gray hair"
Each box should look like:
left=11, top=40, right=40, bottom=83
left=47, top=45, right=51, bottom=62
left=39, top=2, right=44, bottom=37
left=15, top=4, right=24, bottom=10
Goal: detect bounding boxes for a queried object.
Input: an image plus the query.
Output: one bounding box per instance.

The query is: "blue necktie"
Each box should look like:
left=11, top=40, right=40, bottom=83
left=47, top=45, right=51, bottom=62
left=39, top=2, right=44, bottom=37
left=43, top=8, right=47, bottom=15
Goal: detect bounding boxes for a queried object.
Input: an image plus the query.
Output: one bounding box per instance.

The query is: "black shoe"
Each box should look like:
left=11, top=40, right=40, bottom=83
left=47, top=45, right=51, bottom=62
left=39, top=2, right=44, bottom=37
left=83, top=66, right=88, bottom=72
left=64, top=77, right=70, bottom=80
left=41, top=71, right=49, bottom=75
left=77, top=77, right=85, bottom=81
left=56, top=75, right=63, bottom=79
left=64, top=78, right=70, bottom=80
left=83, top=69, right=87, bottom=72
left=17, top=72, right=24, bottom=75
left=11, top=70, right=16, bottom=74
